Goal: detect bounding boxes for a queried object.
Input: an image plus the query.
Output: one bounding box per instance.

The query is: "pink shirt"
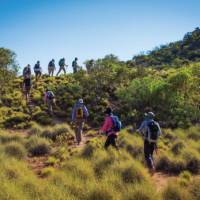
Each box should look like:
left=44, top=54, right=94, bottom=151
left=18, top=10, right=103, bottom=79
left=100, top=116, right=116, bottom=136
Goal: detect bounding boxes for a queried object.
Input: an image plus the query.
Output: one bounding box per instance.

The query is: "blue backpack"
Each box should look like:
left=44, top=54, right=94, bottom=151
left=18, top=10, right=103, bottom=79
left=111, top=115, right=122, bottom=132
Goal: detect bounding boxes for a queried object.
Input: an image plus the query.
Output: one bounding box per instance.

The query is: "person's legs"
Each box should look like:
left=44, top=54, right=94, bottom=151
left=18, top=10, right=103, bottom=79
left=149, top=142, right=156, bottom=170
left=47, top=99, right=53, bottom=115
left=104, top=135, right=112, bottom=149
left=144, top=140, right=153, bottom=169
left=75, top=120, right=83, bottom=145
left=56, top=67, right=62, bottom=76
left=48, top=68, right=51, bottom=76
left=110, top=135, right=119, bottom=150
left=62, top=66, right=66, bottom=74
left=52, top=69, right=55, bottom=76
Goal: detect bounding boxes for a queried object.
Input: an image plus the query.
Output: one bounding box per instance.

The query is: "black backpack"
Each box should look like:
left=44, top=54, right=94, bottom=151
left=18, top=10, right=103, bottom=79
left=147, top=120, right=159, bottom=142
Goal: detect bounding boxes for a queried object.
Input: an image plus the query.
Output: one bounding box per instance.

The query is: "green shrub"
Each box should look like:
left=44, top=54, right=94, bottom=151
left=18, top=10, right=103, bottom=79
left=125, top=184, right=158, bottom=200
left=171, top=140, right=186, bottom=155
left=41, top=167, right=55, bottom=177
left=81, top=143, right=96, bottom=158
left=121, top=165, right=147, bottom=184
left=87, top=187, right=114, bottom=200
left=162, top=183, right=191, bottom=200
left=32, top=111, right=54, bottom=125
left=0, top=132, right=23, bottom=144
left=182, top=149, right=200, bottom=174
left=4, top=112, right=30, bottom=128
left=26, top=136, right=51, bottom=156
left=179, top=171, right=191, bottom=181
left=4, top=142, right=27, bottom=159
left=28, top=122, right=43, bottom=136
left=42, top=124, right=74, bottom=142
left=189, top=178, right=200, bottom=200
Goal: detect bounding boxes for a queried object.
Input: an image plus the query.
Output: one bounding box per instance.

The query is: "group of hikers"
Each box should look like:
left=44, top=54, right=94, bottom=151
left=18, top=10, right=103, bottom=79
left=22, top=61, right=161, bottom=174
left=71, top=100, right=161, bottom=174
left=23, top=57, right=80, bottom=79
left=22, top=57, right=80, bottom=102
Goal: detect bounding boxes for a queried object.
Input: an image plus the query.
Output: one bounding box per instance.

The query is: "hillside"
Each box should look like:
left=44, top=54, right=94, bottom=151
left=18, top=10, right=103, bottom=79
left=130, top=28, right=200, bottom=68
left=0, top=62, right=199, bottom=129
left=0, top=123, right=200, bottom=200
left=0, top=29, right=200, bottom=200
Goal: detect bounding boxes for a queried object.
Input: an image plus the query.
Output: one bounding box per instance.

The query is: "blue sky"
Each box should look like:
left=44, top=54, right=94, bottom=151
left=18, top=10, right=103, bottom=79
left=0, top=0, right=199, bottom=73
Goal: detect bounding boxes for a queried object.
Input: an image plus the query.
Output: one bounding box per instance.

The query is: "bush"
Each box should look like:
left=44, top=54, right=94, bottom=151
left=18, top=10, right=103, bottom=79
left=4, top=112, right=30, bottom=128
left=41, top=167, right=55, bottom=177
left=171, top=140, right=186, bottom=155
left=0, top=132, right=23, bottom=144
left=182, top=149, right=200, bottom=174
left=26, top=136, right=51, bottom=156
left=81, top=143, right=96, bottom=158
left=42, top=124, right=74, bottom=142
left=125, top=184, right=158, bottom=200
left=87, top=187, right=114, bottom=200
left=121, top=165, right=147, bottom=184
left=156, top=154, right=186, bottom=174
left=28, top=122, right=43, bottom=136
left=32, top=111, right=54, bottom=125
left=4, top=142, right=27, bottom=159
left=189, top=178, right=200, bottom=200
left=162, top=183, right=191, bottom=200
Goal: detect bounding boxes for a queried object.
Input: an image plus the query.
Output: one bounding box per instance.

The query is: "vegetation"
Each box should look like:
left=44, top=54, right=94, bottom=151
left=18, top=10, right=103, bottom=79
left=0, top=124, right=199, bottom=199
left=0, top=28, right=199, bottom=199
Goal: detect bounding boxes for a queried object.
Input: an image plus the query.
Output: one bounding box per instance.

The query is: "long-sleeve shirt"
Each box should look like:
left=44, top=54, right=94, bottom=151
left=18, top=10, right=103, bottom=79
left=100, top=116, right=116, bottom=136
left=138, top=119, right=162, bottom=141
left=71, top=103, right=89, bottom=121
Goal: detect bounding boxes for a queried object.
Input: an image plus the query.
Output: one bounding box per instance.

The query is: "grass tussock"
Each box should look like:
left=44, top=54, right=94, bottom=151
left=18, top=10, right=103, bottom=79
left=4, top=142, right=27, bottom=159
left=26, top=136, right=51, bottom=156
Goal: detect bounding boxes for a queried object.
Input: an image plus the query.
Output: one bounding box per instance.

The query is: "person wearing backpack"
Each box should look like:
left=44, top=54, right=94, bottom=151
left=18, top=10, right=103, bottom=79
left=72, top=57, right=78, bottom=73
left=137, top=112, right=161, bottom=173
left=23, top=64, right=31, bottom=79
left=44, top=89, right=55, bottom=115
left=22, top=73, right=32, bottom=103
left=48, top=59, right=56, bottom=76
left=71, top=99, right=89, bottom=145
left=34, top=61, right=42, bottom=81
left=56, top=58, right=68, bottom=76
left=99, top=107, right=122, bottom=150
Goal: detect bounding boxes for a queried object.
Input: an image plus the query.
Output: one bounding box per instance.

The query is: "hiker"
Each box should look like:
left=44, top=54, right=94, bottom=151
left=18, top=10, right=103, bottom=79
left=23, top=64, right=31, bottom=79
left=137, top=112, right=162, bottom=173
left=48, top=59, right=56, bottom=76
left=86, top=59, right=94, bottom=73
left=72, top=57, right=78, bottom=73
left=34, top=61, right=42, bottom=81
left=44, top=89, right=55, bottom=115
left=22, top=76, right=32, bottom=103
left=71, top=99, right=89, bottom=145
left=57, top=58, right=68, bottom=76
left=98, top=107, right=122, bottom=150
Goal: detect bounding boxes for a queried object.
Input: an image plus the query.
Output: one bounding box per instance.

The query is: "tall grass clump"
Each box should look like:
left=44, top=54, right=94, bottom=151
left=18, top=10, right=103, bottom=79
left=0, top=131, right=23, bottom=144
left=26, top=136, right=51, bottom=156
left=162, top=182, right=192, bottom=200
left=41, top=124, right=74, bottom=142
left=125, top=183, right=159, bottom=200
left=4, top=142, right=27, bottom=160
left=28, top=122, right=43, bottom=136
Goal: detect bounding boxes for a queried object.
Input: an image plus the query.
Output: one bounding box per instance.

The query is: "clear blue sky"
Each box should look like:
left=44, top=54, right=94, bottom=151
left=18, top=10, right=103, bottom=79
left=0, top=0, right=199, bottom=73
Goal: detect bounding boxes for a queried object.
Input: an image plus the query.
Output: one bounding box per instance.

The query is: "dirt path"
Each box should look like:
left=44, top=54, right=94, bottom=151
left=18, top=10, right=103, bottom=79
left=151, top=172, right=177, bottom=192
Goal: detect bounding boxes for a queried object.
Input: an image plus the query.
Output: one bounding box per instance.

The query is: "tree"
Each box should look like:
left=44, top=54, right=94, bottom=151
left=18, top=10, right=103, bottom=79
left=0, top=48, right=18, bottom=96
